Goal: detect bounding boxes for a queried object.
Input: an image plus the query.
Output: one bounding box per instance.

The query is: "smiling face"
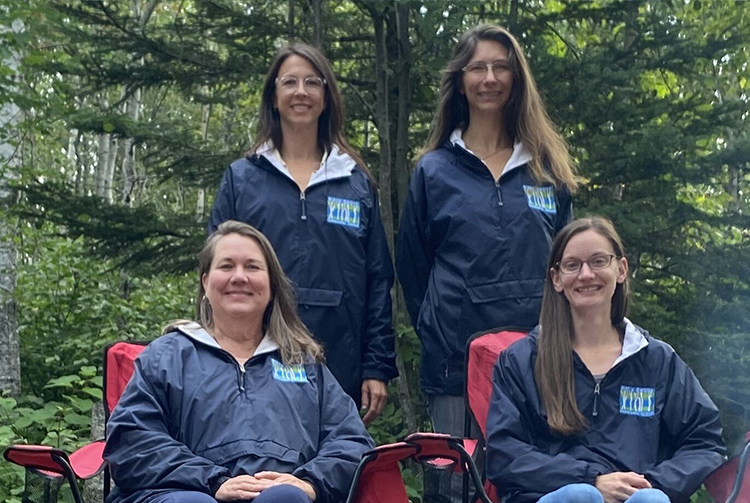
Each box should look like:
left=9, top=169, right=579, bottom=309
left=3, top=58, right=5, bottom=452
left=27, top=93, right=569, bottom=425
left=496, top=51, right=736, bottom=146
left=551, top=229, right=628, bottom=316
left=202, top=233, right=271, bottom=324
left=273, top=54, right=326, bottom=130
left=460, top=39, right=513, bottom=118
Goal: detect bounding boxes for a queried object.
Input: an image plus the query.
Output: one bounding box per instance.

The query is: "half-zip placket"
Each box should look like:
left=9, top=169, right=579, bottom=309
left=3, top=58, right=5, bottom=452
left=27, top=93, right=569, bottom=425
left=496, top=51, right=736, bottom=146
left=592, top=382, right=601, bottom=417
left=300, top=192, right=307, bottom=221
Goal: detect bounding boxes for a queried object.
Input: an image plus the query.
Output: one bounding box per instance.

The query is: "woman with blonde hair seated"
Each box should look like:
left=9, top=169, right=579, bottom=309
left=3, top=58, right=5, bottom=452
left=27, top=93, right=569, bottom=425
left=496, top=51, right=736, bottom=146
left=104, top=220, right=373, bottom=503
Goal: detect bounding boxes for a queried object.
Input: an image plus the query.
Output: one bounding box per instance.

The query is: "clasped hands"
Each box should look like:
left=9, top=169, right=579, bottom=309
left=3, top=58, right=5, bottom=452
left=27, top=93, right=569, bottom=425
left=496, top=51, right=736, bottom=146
left=216, top=471, right=316, bottom=501
left=595, top=472, right=652, bottom=503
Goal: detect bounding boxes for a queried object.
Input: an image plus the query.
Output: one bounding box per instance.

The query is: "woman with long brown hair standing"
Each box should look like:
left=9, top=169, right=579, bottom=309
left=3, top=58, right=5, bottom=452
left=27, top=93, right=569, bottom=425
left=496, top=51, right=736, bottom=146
left=397, top=24, right=578, bottom=439
left=485, top=217, right=724, bottom=503
left=209, top=43, right=397, bottom=424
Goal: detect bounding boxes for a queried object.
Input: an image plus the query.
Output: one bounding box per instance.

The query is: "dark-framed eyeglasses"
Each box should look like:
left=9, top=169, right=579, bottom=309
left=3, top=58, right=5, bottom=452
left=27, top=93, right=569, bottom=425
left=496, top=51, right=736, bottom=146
left=556, top=254, right=619, bottom=275
left=461, top=60, right=512, bottom=78
left=275, top=76, right=327, bottom=93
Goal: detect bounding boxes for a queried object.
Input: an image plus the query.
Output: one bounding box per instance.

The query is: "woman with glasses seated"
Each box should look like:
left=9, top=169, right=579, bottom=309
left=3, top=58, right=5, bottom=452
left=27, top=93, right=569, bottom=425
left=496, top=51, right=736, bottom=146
left=397, top=23, right=578, bottom=449
left=209, top=44, right=397, bottom=423
left=485, top=216, right=725, bottom=503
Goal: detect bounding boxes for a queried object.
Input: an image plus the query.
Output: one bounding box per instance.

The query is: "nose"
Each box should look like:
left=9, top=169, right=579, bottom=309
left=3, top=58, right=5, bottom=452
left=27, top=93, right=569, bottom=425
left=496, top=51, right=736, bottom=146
left=230, top=267, right=247, bottom=283
left=293, top=81, right=308, bottom=95
left=482, top=64, right=498, bottom=83
left=577, top=262, right=596, bottom=278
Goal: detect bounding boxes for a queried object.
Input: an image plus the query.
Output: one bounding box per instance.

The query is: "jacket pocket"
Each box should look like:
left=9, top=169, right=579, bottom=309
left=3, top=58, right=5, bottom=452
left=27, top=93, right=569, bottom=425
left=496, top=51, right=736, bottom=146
left=296, top=287, right=343, bottom=307
left=197, top=439, right=303, bottom=467
left=466, top=278, right=544, bottom=304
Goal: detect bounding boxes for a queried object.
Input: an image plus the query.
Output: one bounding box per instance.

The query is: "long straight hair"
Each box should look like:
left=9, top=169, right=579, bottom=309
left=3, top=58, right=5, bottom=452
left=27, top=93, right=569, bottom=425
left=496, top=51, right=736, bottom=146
left=423, top=24, right=577, bottom=193
left=167, top=221, right=324, bottom=365
left=253, top=43, right=371, bottom=179
left=535, top=217, right=629, bottom=435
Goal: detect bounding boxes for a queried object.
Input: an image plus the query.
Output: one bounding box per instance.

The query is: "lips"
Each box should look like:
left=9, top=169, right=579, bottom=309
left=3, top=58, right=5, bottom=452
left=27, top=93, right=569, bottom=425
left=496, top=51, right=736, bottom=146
left=574, top=285, right=602, bottom=293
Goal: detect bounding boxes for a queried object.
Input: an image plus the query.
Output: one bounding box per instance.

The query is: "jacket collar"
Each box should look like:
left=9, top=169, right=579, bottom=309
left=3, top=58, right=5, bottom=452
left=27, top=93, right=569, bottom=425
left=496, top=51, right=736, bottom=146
left=449, top=128, right=532, bottom=175
left=613, top=317, right=649, bottom=365
left=175, top=321, right=280, bottom=357
left=255, top=140, right=356, bottom=188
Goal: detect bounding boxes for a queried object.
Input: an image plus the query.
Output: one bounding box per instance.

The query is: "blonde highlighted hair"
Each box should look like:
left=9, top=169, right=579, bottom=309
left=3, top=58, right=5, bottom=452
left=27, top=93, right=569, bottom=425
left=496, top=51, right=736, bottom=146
left=423, top=24, right=578, bottom=193
left=166, top=220, right=324, bottom=366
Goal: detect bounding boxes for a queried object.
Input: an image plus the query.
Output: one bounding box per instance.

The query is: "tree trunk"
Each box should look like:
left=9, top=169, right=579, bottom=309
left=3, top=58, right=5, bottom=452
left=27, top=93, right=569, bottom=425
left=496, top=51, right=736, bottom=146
left=0, top=19, right=22, bottom=397
left=393, top=0, right=411, bottom=217
left=311, top=0, right=323, bottom=49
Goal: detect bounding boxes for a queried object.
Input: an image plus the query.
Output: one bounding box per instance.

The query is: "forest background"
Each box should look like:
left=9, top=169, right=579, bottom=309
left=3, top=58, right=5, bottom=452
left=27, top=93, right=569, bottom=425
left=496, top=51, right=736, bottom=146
left=0, top=0, right=748, bottom=502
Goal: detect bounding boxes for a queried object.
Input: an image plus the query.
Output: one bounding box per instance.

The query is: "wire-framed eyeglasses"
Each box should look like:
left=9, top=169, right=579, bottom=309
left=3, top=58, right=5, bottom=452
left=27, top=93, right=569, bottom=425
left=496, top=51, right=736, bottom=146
left=556, top=254, right=619, bottom=275
left=461, top=60, right=512, bottom=78
left=275, top=76, right=327, bottom=93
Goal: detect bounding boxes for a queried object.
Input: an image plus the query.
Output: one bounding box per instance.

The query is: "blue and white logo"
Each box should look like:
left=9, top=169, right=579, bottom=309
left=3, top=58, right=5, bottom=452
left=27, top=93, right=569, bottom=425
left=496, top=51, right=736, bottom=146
left=327, top=197, right=360, bottom=228
left=271, top=359, right=308, bottom=383
left=619, top=386, right=655, bottom=417
left=523, top=185, right=557, bottom=214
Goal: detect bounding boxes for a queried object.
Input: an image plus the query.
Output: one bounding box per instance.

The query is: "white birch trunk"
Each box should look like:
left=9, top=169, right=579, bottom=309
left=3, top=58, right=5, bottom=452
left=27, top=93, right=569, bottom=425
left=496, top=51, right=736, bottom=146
left=0, top=18, right=22, bottom=397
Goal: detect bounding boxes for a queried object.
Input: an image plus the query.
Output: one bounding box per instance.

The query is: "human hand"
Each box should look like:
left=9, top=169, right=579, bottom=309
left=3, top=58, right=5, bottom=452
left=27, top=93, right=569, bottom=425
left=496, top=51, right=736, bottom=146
left=595, top=472, right=652, bottom=503
left=215, top=475, right=272, bottom=501
left=254, top=471, right=317, bottom=501
left=361, top=379, right=387, bottom=426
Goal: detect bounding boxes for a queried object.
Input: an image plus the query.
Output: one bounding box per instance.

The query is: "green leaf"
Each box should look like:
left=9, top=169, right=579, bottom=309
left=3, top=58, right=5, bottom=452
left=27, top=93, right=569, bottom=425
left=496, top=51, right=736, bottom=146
left=43, top=375, right=82, bottom=389
left=80, top=387, right=102, bottom=400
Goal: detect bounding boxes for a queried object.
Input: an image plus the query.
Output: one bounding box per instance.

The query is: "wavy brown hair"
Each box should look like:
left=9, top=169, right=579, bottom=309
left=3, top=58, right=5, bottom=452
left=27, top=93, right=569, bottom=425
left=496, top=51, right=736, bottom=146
left=423, top=24, right=577, bottom=192
left=253, top=43, right=370, bottom=178
left=535, top=216, right=629, bottom=435
left=168, top=221, right=324, bottom=365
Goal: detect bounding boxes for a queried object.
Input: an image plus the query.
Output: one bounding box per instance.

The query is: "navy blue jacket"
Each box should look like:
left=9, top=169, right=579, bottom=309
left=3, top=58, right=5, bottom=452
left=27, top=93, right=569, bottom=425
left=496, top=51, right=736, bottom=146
left=397, top=138, right=572, bottom=395
left=485, top=322, right=725, bottom=503
left=208, top=144, right=398, bottom=402
left=104, top=324, right=374, bottom=503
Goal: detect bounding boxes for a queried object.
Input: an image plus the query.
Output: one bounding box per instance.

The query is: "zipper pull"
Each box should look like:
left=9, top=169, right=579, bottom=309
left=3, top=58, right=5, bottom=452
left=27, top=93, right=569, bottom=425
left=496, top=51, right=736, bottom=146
left=238, top=364, right=246, bottom=392
left=592, top=382, right=600, bottom=417
left=300, top=192, right=307, bottom=220
left=495, top=181, right=504, bottom=207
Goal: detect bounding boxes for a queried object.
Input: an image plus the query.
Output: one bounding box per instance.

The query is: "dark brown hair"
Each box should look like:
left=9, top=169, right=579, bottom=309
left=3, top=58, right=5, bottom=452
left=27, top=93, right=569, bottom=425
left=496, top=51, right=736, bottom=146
left=253, top=43, right=370, bottom=177
left=423, top=24, right=577, bottom=192
left=535, top=216, right=629, bottom=435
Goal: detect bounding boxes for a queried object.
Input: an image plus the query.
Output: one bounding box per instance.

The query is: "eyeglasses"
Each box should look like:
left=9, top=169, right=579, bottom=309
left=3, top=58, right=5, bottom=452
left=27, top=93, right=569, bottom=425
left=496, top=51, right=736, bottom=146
left=462, top=60, right=512, bottom=78
left=556, top=254, right=619, bottom=275
left=275, top=76, right=327, bottom=93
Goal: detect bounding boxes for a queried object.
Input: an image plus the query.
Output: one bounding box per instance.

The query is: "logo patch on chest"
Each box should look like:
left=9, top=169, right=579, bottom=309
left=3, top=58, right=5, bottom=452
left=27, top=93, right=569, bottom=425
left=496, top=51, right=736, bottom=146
left=523, top=185, right=557, bottom=214
left=619, top=386, right=655, bottom=417
left=271, top=358, right=308, bottom=383
left=327, top=197, right=361, bottom=228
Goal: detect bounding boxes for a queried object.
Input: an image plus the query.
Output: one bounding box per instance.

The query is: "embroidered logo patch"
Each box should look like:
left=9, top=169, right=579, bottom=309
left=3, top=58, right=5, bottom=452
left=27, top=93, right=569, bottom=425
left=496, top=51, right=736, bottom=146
left=523, top=185, right=557, bottom=214
left=619, top=386, right=655, bottom=417
left=271, top=359, right=308, bottom=383
left=327, top=197, right=360, bottom=228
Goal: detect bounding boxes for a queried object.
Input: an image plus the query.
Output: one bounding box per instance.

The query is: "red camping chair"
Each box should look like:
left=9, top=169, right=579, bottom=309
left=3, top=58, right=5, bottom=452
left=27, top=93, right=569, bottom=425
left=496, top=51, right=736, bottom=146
left=345, top=432, right=494, bottom=503
left=3, top=341, right=148, bottom=503
left=464, top=328, right=528, bottom=503
left=706, top=431, right=750, bottom=503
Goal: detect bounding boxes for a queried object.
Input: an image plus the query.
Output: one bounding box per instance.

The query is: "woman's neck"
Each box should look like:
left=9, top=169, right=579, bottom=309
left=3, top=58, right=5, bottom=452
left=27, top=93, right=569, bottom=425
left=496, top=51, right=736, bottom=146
left=278, top=123, right=323, bottom=163
left=571, top=308, right=619, bottom=348
left=462, top=113, right=511, bottom=153
left=211, top=318, right=264, bottom=364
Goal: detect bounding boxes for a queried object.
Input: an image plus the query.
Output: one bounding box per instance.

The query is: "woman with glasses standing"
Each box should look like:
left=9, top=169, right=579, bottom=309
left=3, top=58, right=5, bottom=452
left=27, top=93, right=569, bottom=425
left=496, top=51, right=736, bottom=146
left=397, top=24, right=578, bottom=442
left=210, top=43, right=397, bottom=424
left=485, top=217, right=724, bottom=503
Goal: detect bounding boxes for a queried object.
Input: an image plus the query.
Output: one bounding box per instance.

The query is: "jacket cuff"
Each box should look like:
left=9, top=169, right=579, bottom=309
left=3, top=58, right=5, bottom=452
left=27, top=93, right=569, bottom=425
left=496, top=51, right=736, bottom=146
left=361, top=369, right=393, bottom=382
left=209, top=475, right=231, bottom=497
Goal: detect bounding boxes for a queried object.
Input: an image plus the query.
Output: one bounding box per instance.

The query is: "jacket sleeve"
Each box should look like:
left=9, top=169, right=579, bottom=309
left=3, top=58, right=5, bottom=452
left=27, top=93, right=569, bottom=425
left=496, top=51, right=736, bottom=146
left=293, top=364, right=375, bottom=503
left=644, top=354, right=725, bottom=503
left=103, top=345, right=231, bottom=496
left=555, top=186, right=573, bottom=233
left=360, top=185, right=398, bottom=383
left=207, top=166, right=237, bottom=234
left=396, top=165, right=434, bottom=330
left=485, top=350, right=607, bottom=500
